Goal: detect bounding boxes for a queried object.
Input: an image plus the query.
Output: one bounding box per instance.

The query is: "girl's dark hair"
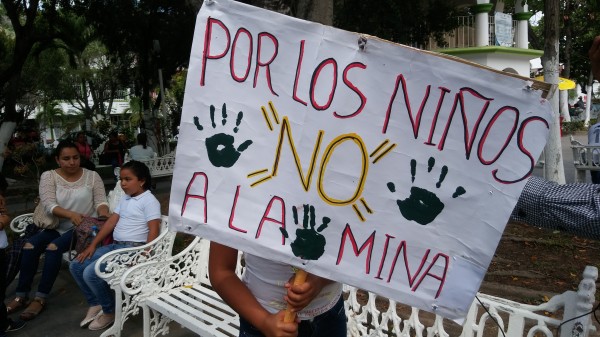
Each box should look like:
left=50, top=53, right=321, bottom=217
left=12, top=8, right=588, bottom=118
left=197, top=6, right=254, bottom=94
left=54, top=140, right=79, bottom=158
left=121, top=160, right=152, bottom=191
left=137, top=133, right=148, bottom=149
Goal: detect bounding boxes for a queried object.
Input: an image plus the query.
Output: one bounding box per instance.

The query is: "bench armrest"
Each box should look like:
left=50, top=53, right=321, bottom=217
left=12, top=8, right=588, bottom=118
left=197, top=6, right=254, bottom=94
left=120, top=236, right=207, bottom=297
left=95, top=216, right=175, bottom=287
left=10, top=213, right=33, bottom=234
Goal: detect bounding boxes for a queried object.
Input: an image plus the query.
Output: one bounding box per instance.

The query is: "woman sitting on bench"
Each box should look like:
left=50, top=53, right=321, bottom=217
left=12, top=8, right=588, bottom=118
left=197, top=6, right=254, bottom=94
left=6, top=140, right=110, bottom=321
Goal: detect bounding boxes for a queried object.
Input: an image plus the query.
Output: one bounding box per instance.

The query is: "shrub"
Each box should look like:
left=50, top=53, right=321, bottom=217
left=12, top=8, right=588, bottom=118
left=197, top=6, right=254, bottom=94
left=562, top=120, right=586, bottom=135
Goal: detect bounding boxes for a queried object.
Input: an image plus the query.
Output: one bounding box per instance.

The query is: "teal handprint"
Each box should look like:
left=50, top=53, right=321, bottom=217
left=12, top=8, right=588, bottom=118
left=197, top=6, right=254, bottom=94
left=280, top=205, right=330, bottom=260
left=387, top=157, right=466, bottom=225
left=193, top=103, right=253, bottom=168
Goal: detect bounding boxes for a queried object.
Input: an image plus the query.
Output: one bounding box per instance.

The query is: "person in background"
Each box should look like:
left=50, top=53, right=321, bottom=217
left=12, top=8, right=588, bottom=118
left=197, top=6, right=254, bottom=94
left=0, top=175, right=26, bottom=335
left=75, top=132, right=92, bottom=162
left=574, top=96, right=585, bottom=109
left=6, top=140, right=110, bottom=321
left=128, top=133, right=155, bottom=161
left=75, top=131, right=95, bottom=171
left=102, top=131, right=125, bottom=168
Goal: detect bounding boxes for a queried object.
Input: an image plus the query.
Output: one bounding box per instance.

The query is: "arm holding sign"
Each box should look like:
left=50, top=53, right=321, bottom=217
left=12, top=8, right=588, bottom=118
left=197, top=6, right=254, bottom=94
left=209, top=242, right=299, bottom=337
left=511, top=176, right=600, bottom=240
left=209, top=242, right=346, bottom=337
left=284, top=272, right=335, bottom=313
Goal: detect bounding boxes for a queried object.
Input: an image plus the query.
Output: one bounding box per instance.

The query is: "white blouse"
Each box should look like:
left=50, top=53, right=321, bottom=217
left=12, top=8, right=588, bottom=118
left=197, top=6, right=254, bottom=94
left=128, top=145, right=155, bottom=161
left=39, top=169, right=108, bottom=234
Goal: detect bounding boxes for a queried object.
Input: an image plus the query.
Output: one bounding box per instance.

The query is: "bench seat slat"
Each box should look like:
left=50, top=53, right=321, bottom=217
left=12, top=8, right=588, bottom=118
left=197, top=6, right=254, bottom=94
left=146, top=285, right=239, bottom=336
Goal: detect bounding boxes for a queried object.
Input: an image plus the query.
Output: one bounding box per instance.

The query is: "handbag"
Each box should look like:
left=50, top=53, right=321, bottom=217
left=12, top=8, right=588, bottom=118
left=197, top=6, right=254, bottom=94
left=32, top=202, right=59, bottom=229
left=69, top=216, right=111, bottom=260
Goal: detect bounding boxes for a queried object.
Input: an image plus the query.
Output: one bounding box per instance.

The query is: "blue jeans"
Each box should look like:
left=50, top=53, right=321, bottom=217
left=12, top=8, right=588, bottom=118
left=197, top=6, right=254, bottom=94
left=0, top=248, right=8, bottom=332
left=16, top=228, right=73, bottom=299
left=69, top=243, right=133, bottom=314
left=239, top=296, right=346, bottom=337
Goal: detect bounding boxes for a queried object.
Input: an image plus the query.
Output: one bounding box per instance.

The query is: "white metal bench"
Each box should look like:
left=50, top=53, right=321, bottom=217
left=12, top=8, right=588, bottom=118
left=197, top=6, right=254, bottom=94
left=570, top=135, right=600, bottom=182
left=123, top=151, right=176, bottom=179
left=121, top=238, right=598, bottom=337
left=95, top=216, right=176, bottom=337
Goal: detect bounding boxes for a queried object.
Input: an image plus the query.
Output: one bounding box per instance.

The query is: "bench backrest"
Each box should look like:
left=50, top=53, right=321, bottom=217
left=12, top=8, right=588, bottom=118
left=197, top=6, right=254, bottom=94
left=346, top=265, right=598, bottom=337
left=123, top=151, right=176, bottom=178
left=570, top=135, right=600, bottom=170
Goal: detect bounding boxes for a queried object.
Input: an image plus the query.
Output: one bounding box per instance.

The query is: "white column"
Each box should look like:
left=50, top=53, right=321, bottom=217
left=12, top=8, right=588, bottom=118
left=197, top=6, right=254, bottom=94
left=514, top=2, right=532, bottom=49
left=472, top=3, right=494, bottom=47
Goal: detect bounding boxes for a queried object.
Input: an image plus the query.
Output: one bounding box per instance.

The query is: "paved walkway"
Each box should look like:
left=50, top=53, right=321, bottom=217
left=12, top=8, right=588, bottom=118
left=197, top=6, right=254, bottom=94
left=2, top=132, right=590, bottom=336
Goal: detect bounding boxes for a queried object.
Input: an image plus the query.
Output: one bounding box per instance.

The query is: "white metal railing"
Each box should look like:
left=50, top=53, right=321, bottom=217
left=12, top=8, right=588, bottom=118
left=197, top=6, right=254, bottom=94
left=426, top=15, right=517, bottom=50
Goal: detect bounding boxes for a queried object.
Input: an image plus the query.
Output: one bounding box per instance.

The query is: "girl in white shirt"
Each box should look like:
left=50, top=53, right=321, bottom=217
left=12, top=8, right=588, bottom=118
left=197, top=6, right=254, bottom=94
left=69, top=160, right=161, bottom=331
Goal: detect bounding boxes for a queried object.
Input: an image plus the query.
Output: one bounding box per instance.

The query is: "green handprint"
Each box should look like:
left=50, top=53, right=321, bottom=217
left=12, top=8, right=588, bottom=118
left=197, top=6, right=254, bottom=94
left=280, top=204, right=330, bottom=260
left=193, top=103, right=253, bottom=168
left=387, top=157, right=466, bottom=225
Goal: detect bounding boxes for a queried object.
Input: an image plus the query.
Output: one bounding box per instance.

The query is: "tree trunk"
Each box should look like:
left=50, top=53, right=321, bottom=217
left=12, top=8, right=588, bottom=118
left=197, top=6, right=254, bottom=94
left=296, top=0, right=333, bottom=25
left=560, top=91, right=571, bottom=122
left=561, top=0, right=572, bottom=123
left=586, top=71, right=594, bottom=125
left=0, top=122, right=18, bottom=170
left=542, top=0, right=565, bottom=184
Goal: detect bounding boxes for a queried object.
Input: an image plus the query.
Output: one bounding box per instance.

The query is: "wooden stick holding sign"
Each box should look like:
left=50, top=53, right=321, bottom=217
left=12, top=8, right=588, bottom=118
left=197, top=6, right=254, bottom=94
left=283, top=269, right=308, bottom=323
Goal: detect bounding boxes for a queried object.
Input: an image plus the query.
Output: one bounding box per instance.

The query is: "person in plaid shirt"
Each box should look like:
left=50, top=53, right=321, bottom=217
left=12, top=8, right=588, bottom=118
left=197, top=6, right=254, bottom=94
left=510, top=37, right=600, bottom=241
left=510, top=176, right=600, bottom=240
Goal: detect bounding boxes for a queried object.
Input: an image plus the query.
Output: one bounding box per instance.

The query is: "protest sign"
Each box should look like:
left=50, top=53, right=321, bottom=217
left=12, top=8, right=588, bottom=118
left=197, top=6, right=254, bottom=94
left=169, top=0, right=554, bottom=321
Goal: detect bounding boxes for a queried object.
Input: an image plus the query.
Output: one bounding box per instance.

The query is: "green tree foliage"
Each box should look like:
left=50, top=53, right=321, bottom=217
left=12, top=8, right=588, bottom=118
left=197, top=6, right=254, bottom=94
left=72, top=1, right=197, bottom=113
left=166, top=69, right=186, bottom=136
left=523, top=0, right=600, bottom=85
left=561, top=1, right=600, bottom=85
left=35, top=100, right=65, bottom=141
left=333, top=0, right=466, bottom=47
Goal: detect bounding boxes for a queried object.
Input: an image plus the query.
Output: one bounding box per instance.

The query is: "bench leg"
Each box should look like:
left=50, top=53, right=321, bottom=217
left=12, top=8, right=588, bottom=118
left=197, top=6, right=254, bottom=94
left=100, top=288, right=125, bottom=337
left=143, top=305, right=172, bottom=337
left=576, top=169, right=587, bottom=183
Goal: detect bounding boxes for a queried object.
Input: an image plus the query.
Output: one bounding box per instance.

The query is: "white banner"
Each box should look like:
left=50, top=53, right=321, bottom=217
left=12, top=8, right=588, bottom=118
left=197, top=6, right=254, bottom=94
left=170, top=0, right=553, bottom=321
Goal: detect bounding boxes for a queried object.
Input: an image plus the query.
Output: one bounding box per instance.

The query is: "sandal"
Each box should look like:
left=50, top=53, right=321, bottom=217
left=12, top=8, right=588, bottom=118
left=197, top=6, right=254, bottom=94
left=19, top=297, right=45, bottom=321
left=6, top=296, right=28, bottom=314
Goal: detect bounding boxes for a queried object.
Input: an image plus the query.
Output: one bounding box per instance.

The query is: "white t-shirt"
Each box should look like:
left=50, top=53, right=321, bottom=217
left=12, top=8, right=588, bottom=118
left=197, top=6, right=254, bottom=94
left=113, top=190, right=161, bottom=243
left=242, top=253, right=342, bottom=320
left=129, top=145, right=155, bottom=161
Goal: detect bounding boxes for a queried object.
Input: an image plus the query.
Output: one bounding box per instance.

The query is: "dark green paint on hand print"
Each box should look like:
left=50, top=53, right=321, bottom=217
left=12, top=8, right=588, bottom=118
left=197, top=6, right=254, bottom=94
left=280, top=204, right=330, bottom=261
left=387, top=157, right=466, bottom=225
left=194, top=103, right=253, bottom=168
